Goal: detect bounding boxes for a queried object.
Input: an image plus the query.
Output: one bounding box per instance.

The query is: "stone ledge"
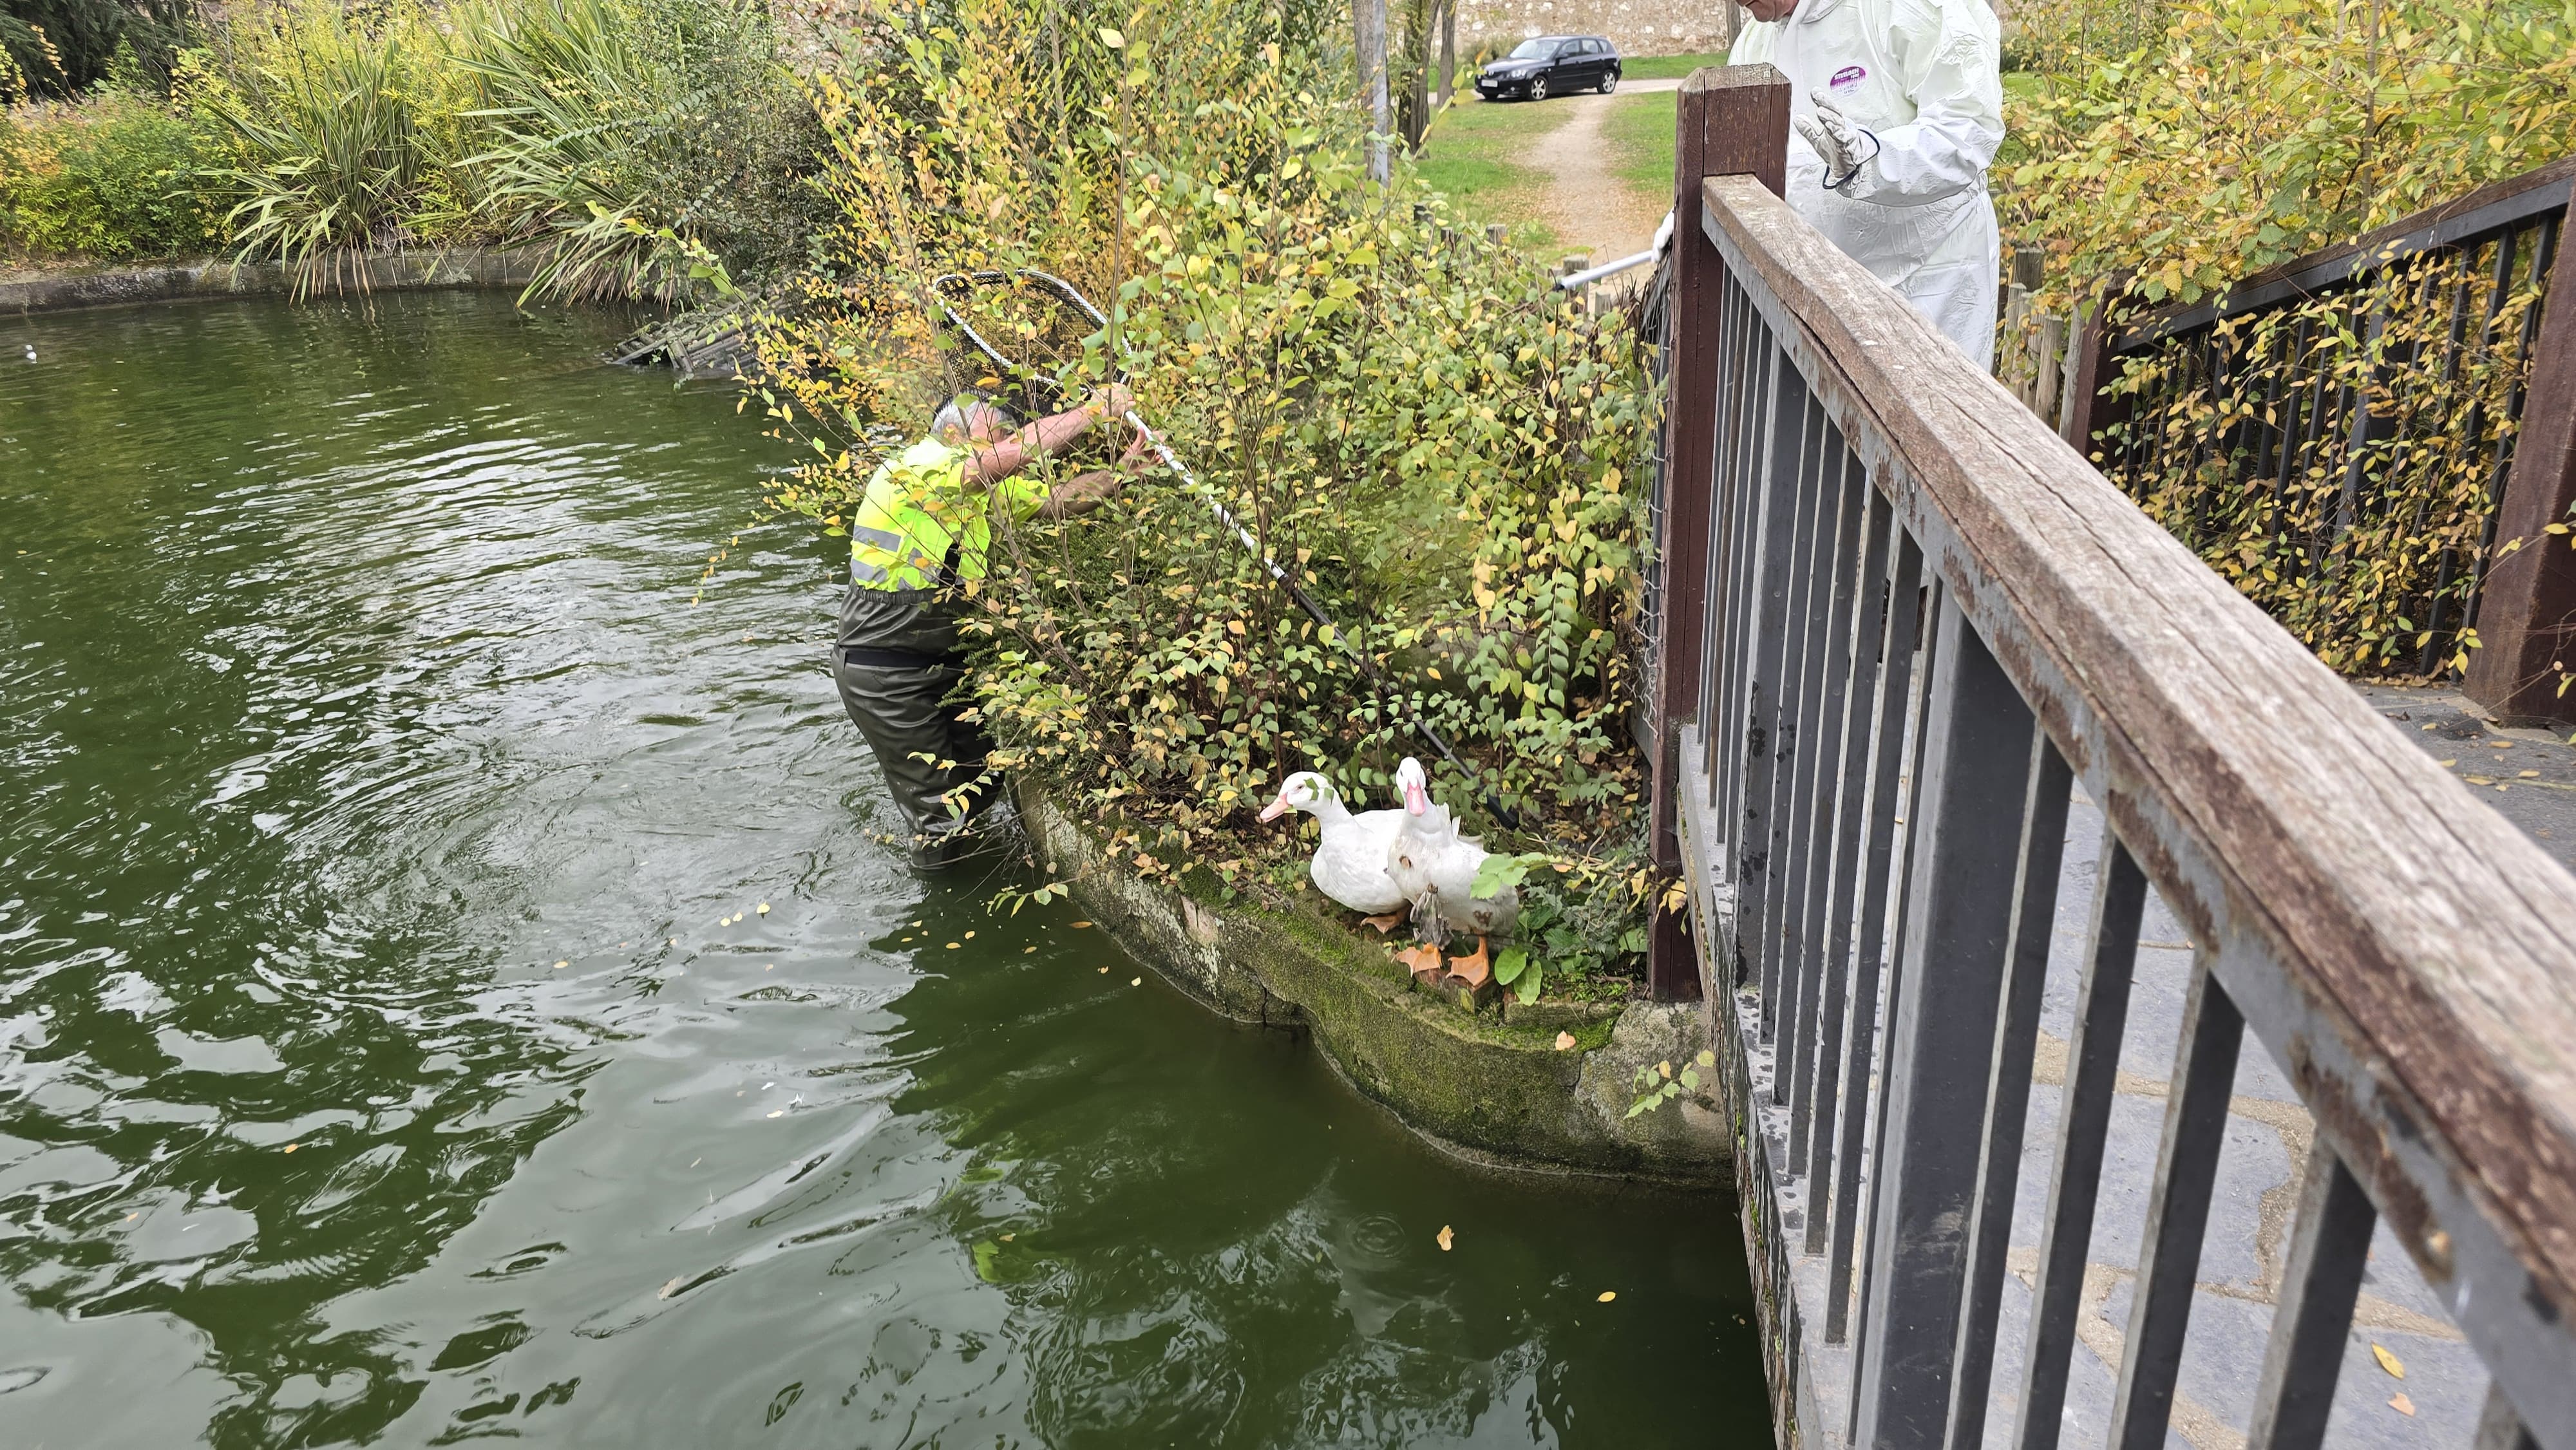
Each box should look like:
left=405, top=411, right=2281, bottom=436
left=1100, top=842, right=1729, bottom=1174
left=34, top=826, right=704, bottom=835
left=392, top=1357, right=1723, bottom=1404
left=3, top=248, right=537, bottom=315
left=1021, top=787, right=1728, bottom=1182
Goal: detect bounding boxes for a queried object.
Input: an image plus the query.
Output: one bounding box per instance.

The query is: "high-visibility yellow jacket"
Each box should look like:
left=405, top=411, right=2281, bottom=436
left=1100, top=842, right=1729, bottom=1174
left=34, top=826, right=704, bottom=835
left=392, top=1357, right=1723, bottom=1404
left=848, top=437, right=1049, bottom=590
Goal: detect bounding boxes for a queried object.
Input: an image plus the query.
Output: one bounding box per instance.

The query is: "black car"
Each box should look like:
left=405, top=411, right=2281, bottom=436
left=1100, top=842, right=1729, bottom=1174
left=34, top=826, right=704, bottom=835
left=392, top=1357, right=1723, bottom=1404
left=1473, top=35, right=1622, bottom=102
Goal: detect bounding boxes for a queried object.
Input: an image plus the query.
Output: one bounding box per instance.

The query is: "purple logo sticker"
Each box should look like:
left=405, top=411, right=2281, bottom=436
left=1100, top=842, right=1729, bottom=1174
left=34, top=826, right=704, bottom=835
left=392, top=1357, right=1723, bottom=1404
left=1829, top=64, right=1867, bottom=91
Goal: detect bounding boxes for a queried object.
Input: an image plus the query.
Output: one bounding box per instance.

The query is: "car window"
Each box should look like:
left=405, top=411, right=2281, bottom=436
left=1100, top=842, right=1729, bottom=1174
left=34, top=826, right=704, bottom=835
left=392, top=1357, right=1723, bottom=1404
left=1580, top=40, right=1600, bottom=53
left=1507, top=38, right=1553, bottom=59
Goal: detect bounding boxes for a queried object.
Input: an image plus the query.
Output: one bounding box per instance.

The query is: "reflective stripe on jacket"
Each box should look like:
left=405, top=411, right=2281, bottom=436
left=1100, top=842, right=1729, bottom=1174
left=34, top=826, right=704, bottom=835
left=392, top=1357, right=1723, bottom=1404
left=848, top=438, right=1048, bottom=590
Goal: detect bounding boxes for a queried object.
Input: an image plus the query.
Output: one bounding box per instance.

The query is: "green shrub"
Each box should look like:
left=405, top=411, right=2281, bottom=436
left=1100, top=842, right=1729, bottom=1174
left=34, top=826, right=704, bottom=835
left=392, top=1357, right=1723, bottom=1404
left=746, top=0, right=1662, bottom=989
left=0, top=85, right=216, bottom=259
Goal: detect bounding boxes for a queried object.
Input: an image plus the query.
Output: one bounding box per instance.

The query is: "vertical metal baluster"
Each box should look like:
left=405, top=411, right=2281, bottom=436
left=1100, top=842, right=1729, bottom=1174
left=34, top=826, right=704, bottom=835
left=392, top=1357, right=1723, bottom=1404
left=1788, top=442, right=1867, bottom=1150
left=1852, top=594, right=2040, bottom=1450
left=1710, top=276, right=1752, bottom=793
left=2474, top=1382, right=2541, bottom=1450
left=2010, top=829, right=2148, bottom=1450
left=1739, top=357, right=1815, bottom=1026
left=2463, top=216, right=2557, bottom=626
left=1848, top=565, right=1946, bottom=1427
left=1825, top=531, right=1922, bottom=1336
left=2107, top=953, right=2246, bottom=1450
left=1707, top=278, right=1758, bottom=796
left=1945, top=734, right=2077, bottom=1450
left=1716, top=322, right=1778, bottom=820
left=1804, top=484, right=1895, bottom=1248
left=1763, top=400, right=1837, bottom=1055
left=2244, top=1144, right=2377, bottom=1450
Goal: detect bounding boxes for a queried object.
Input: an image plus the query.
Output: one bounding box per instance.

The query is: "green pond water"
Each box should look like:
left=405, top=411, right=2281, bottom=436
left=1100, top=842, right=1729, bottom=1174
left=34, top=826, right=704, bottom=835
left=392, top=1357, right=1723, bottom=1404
left=0, top=292, right=1765, bottom=1448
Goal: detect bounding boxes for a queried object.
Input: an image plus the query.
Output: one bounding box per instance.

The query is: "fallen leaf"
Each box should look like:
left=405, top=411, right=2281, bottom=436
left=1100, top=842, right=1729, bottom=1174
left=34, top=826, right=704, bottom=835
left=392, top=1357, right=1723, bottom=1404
left=2437, top=758, right=2457, bottom=766
left=2521, top=769, right=2541, bottom=778
left=757, top=902, right=770, bottom=914
left=1553, top=1031, right=1577, bottom=1051
left=2372, top=1343, right=2404, bottom=1379
left=2466, top=775, right=2494, bottom=784
left=282, top=1144, right=298, bottom=1153
left=1000, top=1233, right=1014, bottom=1241
left=1025, top=946, right=1037, bottom=954
left=1596, top=1290, right=1616, bottom=1303
left=658, top=1276, right=686, bottom=1299
left=963, top=930, right=976, bottom=939
left=1071, top=921, right=1093, bottom=928
left=554, top=960, right=567, bottom=969
left=668, top=937, right=677, bottom=946
left=946, top=941, right=961, bottom=950
left=2490, top=739, right=2515, bottom=748
left=766, top=1109, right=784, bottom=1118
left=125, top=1212, right=138, bottom=1221
left=2389, top=1393, right=2415, bottom=1417
left=1130, top=977, right=1142, bottom=986
left=1098, top=966, right=1109, bottom=974
left=1437, top=1225, right=1454, bottom=1251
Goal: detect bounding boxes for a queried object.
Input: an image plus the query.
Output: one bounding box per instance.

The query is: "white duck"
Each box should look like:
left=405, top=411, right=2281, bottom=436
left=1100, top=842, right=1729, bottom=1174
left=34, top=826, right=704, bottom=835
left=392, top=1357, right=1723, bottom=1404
left=1257, top=771, right=1411, bottom=925
left=1387, top=757, right=1522, bottom=986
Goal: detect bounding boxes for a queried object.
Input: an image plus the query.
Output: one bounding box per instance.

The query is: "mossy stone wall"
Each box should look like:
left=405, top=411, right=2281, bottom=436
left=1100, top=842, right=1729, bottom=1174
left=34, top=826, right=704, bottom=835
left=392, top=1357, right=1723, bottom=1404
left=1021, top=789, right=1729, bottom=1182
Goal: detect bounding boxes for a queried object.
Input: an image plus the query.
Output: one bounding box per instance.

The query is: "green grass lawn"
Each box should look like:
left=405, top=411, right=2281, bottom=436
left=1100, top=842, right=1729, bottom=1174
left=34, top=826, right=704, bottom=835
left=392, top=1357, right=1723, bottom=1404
left=1602, top=89, right=1680, bottom=203
left=1618, top=52, right=1729, bottom=80
left=1407, top=93, right=1567, bottom=250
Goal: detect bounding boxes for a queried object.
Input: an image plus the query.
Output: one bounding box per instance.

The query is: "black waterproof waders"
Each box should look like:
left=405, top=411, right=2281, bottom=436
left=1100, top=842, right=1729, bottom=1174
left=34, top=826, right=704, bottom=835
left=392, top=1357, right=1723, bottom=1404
left=832, top=585, right=1014, bottom=871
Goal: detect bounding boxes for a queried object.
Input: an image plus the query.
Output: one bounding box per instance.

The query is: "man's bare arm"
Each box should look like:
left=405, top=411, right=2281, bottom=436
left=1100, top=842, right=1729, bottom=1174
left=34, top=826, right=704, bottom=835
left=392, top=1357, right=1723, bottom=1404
left=962, top=384, right=1135, bottom=487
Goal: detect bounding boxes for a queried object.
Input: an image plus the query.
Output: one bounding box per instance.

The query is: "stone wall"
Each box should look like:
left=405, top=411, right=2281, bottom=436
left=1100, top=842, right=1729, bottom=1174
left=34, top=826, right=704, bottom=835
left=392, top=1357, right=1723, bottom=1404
left=1454, top=0, right=1740, bottom=58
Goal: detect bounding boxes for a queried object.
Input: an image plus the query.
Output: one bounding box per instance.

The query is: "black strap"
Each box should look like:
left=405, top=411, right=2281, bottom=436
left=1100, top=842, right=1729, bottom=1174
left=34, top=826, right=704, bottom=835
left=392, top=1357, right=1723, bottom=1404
left=843, top=645, right=955, bottom=669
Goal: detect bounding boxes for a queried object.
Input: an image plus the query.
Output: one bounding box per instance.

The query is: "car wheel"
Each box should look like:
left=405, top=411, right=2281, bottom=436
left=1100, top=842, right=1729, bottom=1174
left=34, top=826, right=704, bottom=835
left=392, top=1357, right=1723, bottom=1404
left=1600, top=70, right=1617, bottom=93
left=1529, top=75, right=1548, bottom=101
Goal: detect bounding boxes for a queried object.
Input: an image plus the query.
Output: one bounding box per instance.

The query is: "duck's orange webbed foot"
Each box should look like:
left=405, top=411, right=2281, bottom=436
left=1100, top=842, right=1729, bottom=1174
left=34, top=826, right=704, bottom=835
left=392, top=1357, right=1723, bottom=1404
left=1361, top=911, right=1407, bottom=934
left=1394, top=941, right=1444, bottom=986
left=1443, top=936, right=1493, bottom=991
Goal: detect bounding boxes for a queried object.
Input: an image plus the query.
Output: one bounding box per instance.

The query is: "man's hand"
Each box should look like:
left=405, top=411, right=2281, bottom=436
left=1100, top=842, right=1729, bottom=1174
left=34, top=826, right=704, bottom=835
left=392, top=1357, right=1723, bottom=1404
left=1795, top=99, right=1879, bottom=190
left=1037, top=429, right=1153, bottom=520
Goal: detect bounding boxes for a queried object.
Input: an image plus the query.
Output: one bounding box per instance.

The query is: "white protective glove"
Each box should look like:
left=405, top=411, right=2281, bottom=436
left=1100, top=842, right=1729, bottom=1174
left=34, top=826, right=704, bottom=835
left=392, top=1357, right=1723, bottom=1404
left=1794, top=98, right=1880, bottom=192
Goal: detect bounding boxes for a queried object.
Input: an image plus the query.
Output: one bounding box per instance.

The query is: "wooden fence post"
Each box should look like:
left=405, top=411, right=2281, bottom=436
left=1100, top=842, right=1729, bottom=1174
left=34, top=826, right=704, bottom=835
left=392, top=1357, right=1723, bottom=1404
left=2463, top=270, right=2576, bottom=727
left=1646, top=64, right=1791, bottom=1001
left=2063, top=278, right=2128, bottom=459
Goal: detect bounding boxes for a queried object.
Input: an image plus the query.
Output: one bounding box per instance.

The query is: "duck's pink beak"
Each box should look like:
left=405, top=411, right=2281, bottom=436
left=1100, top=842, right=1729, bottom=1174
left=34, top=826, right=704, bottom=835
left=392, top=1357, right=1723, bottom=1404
left=1403, top=779, right=1427, bottom=814
left=1258, top=794, right=1293, bottom=823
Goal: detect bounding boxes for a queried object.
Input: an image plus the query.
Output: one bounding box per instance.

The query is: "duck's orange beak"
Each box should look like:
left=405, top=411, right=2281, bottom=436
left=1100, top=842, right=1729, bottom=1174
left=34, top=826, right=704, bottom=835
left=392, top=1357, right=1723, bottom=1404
left=1257, top=795, right=1293, bottom=822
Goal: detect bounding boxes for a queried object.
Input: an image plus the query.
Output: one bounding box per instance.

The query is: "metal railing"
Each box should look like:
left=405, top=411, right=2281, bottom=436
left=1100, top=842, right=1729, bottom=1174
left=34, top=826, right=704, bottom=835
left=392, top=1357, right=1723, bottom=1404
left=2089, top=162, right=2570, bottom=682
left=2056, top=161, right=2576, bottom=725
left=1648, top=64, right=2576, bottom=1450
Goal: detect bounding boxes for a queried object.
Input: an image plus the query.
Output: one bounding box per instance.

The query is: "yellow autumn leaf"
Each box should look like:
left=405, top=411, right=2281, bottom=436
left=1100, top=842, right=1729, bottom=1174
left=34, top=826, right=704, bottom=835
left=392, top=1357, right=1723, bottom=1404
left=1553, top=1031, right=1577, bottom=1051
left=1596, top=1290, right=1616, bottom=1303
left=1437, top=1225, right=1454, bottom=1251
left=2371, top=1344, right=2405, bottom=1379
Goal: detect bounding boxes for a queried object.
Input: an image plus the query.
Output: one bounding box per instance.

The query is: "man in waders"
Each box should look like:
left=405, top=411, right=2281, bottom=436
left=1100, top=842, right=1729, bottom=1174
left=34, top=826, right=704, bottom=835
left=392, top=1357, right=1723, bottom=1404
left=835, top=386, right=1141, bottom=869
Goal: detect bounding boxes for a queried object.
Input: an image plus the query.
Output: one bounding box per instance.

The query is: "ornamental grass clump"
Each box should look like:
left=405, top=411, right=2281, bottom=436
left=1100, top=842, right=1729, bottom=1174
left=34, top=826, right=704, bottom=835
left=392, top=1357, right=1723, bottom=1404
left=745, top=0, right=1663, bottom=991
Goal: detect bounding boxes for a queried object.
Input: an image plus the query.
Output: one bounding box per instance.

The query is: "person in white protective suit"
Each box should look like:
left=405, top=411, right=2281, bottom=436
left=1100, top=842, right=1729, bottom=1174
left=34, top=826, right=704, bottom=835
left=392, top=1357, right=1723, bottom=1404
left=1728, top=0, right=2006, bottom=369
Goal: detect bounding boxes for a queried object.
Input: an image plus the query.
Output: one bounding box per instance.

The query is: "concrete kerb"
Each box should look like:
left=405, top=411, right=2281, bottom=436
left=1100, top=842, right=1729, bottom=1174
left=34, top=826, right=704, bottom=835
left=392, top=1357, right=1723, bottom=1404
left=2, top=248, right=538, bottom=315
left=1018, top=785, right=1732, bottom=1183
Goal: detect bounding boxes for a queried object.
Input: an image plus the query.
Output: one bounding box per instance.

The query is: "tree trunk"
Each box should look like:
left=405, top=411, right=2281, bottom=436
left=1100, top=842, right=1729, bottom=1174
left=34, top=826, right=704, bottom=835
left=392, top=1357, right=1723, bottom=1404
left=1353, top=0, right=1389, bottom=182
left=1436, top=0, right=1454, bottom=108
